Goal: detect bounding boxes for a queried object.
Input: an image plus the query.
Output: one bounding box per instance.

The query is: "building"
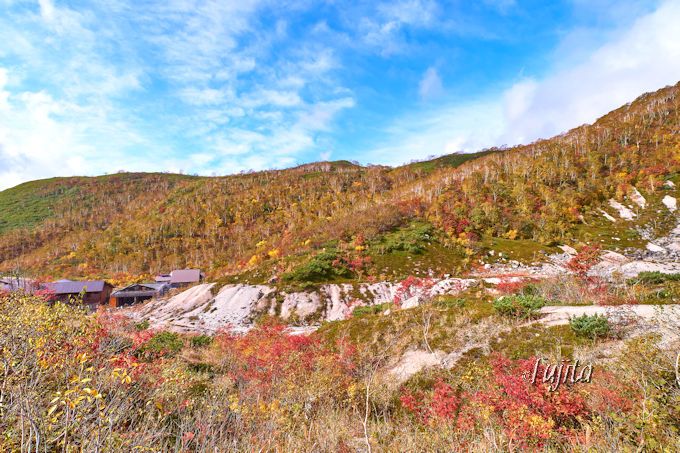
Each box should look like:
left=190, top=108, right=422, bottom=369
left=155, top=269, right=203, bottom=287
left=110, top=282, right=169, bottom=307
left=44, top=280, right=113, bottom=311
left=0, top=276, right=40, bottom=293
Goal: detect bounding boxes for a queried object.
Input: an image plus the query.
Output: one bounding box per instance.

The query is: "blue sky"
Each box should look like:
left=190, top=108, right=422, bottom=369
left=1, top=0, right=679, bottom=189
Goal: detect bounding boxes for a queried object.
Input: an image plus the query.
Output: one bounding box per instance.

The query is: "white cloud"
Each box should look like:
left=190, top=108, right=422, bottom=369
left=418, top=67, right=443, bottom=100
left=367, top=0, right=680, bottom=164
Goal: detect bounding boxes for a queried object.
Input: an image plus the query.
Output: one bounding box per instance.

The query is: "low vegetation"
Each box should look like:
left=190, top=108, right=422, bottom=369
left=569, top=314, right=611, bottom=339
left=493, top=294, right=547, bottom=319
left=2, top=291, right=678, bottom=451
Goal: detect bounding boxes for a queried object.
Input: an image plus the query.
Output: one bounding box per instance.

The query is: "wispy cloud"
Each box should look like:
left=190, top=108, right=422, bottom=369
left=365, top=0, right=680, bottom=165
left=419, top=67, right=443, bottom=100
left=0, top=0, right=676, bottom=190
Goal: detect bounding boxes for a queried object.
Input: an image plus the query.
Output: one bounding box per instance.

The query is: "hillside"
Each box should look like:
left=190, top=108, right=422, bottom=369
left=1, top=82, right=679, bottom=285
left=2, top=83, right=680, bottom=452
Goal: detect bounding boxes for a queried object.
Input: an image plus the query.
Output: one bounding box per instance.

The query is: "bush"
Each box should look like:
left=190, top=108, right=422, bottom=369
left=569, top=314, right=610, bottom=339
left=493, top=295, right=546, bottom=319
left=352, top=303, right=389, bottom=317
left=629, top=271, right=680, bottom=285
left=134, top=319, right=150, bottom=330
left=282, top=249, right=352, bottom=283
left=374, top=222, right=434, bottom=254
left=137, top=331, right=184, bottom=358
left=191, top=334, right=213, bottom=348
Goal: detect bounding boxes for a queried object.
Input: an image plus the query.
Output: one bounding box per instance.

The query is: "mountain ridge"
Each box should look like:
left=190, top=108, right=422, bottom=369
left=1, top=81, right=679, bottom=284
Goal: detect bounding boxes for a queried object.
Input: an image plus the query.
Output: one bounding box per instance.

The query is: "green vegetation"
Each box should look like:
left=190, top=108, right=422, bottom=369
left=371, top=221, right=434, bottom=254
left=569, top=314, right=611, bottom=339
left=493, top=294, right=546, bottom=319
left=282, top=249, right=352, bottom=283
left=352, top=303, right=391, bottom=317
left=0, top=179, right=79, bottom=233
left=134, top=319, right=150, bottom=331
left=137, top=331, right=184, bottom=358
left=190, top=334, right=213, bottom=348
left=630, top=271, right=680, bottom=285
left=399, top=149, right=499, bottom=174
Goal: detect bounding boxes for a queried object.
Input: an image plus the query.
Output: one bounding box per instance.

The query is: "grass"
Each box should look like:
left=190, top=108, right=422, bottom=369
left=398, top=149, right=500, bottom=174
left=490, top=324, right=592, bottom=360
left=0, top=179, right=80, bottom=233
left=479, top=237, right=559, bottom=263
left=317, top=291, right=495, bottom=354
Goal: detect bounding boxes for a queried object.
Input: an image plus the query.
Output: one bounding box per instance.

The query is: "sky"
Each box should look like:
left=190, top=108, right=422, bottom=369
left=1, top=0, right=680, bottom=190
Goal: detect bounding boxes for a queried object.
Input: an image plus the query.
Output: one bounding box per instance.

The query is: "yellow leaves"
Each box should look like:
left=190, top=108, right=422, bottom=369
left=228, top=394, right=240, bottom=412
left=247, top=254, right=262, bottom=267
left=112, top=368, right=132, bottom=385
left=504, top=229, right=518, bottom=240
left=354, top=245, right=366, bottom=252
left=256, top=240, right=267, bottom=248
left=267, top=249, right=280, bottom=259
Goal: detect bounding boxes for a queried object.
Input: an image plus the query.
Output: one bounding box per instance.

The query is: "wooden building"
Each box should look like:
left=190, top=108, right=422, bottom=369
left=155, top=269, right=204, bottom=288
left=44, top=280, right=113, bottom=311
left=110, top=282, right=169, bottom=307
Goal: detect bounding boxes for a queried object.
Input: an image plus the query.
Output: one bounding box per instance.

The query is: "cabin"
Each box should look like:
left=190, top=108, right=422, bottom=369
left=110, top=282, right=169, bottom=308
left=0, top=276, right=39, bottom=293
left=155, top=269, right=204, bottom=288
left=44, top=280, right=113, bottom=311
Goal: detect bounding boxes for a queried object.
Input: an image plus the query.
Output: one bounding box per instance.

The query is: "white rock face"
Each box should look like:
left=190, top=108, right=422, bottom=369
left=646, top=243, right=666, bottom=253
left=599, top=209, right=617, bottom=222
left=281, top=291, right=321, bottom=319
left=388, top=349, right=445, bottom=383
left=662, top=195, right=677, bottom=212
left=127, top=277, right=480, bottom=333
left=630, top=187, right=647, bottom=209
left=559, top=244, right=578, bottom=255
left=609, top=199, right=636, bottom=220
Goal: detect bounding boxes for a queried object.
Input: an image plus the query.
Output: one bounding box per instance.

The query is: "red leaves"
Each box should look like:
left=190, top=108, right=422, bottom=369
left=400, top=380, right=460, bottom=424
left=400, top=355, right=592, bottom=449
left=393, top=276, right=434, bottom=306
left=496, top=278, right=527, bottom=295
left=215, top=321, right=355, bottom=400
left=34, top=288, right=56, bottom=302
left=567, top=244, right=601, bottom=280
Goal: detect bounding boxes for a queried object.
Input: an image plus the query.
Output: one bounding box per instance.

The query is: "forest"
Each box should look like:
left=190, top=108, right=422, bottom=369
left=1, top=82, right=679, bottom=286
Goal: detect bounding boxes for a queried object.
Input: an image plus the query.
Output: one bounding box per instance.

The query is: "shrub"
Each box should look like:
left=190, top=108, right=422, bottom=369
left=374, top=222, right=434, bottom=254
left=134, top=319, right=150, bottom=330
left=628, top=271, right=680, bottom=285
left=190, top=334, right=213, bottom=348
left=569, top=314, right=610, bottom=339
left=493, top=295, right=546, bottom=319
left=352, top=303, right=389, bottom=317
left=137, top=331, right=184, bottom=358
left=282, top=249, right=352, bottom=282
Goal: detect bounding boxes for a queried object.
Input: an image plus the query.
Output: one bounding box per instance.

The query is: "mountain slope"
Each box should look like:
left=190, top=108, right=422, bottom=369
left=1, top=82, right=679, bottom=282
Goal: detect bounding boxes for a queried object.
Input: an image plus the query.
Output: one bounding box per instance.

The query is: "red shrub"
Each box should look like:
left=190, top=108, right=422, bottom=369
left=567, top=245, right=601, bottom=280
left=215, top=321, right=355, bottom=400
left=393, top=276, right=434, bottom=306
